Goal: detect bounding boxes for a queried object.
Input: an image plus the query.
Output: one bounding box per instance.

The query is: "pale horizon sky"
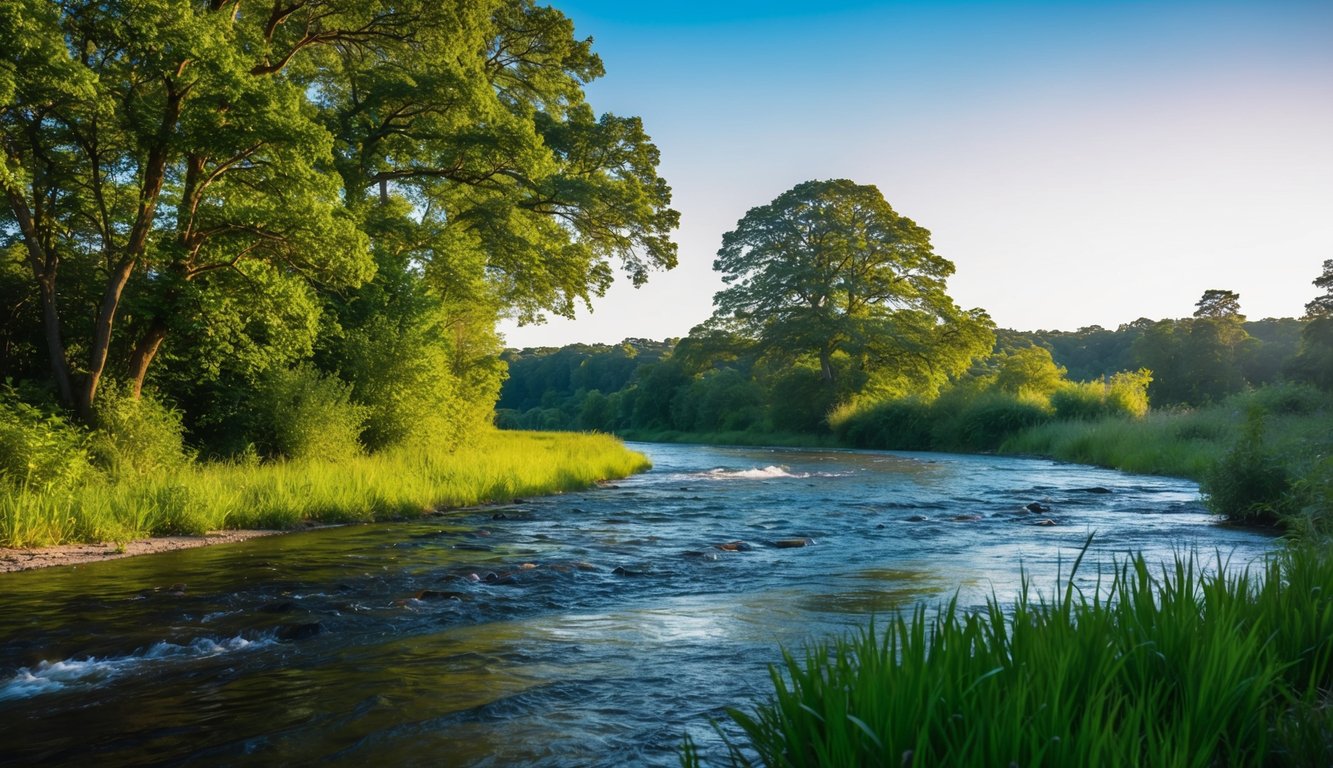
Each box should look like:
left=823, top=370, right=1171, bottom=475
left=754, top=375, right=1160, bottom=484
left=498, top=0, right=1333, bottom=349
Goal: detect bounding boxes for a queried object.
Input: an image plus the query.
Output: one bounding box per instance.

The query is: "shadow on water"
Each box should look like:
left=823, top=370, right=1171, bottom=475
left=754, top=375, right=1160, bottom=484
left=0, top=443, right=1277, bottom=766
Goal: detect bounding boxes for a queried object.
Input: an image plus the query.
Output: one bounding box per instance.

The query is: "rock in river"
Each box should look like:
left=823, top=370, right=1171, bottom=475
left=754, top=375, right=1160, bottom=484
left=772, top=537, right=814, bottom=548
left=715, top=541, right=753, bottom=552
left=277, top=622, right=323, bottom=642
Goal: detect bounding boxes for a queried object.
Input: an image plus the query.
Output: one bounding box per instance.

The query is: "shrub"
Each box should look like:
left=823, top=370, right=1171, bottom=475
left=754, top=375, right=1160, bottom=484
left=933, top=391, right=1052, bottom=451
left=257, top=365, right=367, bottom=461
left=1105, top=369, right=1152, bottom=417
left=90, top=384, right=189, bottom=479
left=0, top=388, right=94, bottom=490
left=1050, top=382, right=1110, bottom=421
left=1202, top=408, right=1294, bottom=526
left=1238, top=382, right=1326, bottom=416
left=829, top=397, right=934, bottom=450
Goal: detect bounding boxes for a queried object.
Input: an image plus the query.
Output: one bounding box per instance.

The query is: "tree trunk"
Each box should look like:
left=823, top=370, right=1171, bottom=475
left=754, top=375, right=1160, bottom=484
left=819, top=346, right=834, bottom=383
left=4, top=187, right=76, bottom=408
left=82, top=258, right=138, bottom=419
left=128, top=322, right=169, bottom=400
left=37, top=275, right=75, bottom=407
left=81, top=90, right=183, bottom=418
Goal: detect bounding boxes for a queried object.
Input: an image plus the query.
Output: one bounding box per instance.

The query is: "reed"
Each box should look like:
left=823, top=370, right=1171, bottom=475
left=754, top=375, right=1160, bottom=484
left=0, top=431, right=650, bottom=547
left=688, top=540, right=1333, bottom=767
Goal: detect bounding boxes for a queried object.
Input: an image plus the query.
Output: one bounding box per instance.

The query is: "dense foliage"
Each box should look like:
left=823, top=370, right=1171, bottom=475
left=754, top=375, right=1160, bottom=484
left=1, top=0, right=676, bottom=465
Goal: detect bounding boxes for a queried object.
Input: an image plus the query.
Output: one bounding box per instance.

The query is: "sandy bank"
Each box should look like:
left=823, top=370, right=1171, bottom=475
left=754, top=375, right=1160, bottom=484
left=0, top=530, right=284, bottom=574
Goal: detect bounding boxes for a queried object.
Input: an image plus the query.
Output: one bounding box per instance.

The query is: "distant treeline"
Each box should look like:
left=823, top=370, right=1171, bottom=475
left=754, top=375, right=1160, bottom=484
left=497, top=310, right=1331, bottom=445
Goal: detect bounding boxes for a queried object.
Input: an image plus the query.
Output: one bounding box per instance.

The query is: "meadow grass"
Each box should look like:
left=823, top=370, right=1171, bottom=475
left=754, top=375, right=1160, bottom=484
left=1001, top=387, right=1332, bottom=483
left=688, top=540, right=1333, bottom=767
left=0, top=430, right=650, bottom=547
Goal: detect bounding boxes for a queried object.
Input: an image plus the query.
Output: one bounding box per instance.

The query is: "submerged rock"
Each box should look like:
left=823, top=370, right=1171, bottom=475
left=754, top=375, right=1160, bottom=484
left=415, top=590, right=466, bottom=601
left=259, top=600, right=298, bottom=614
left=1031, top=518, right=1058, bottom=527
left=715, top=541, right=753, bottom=552
left=772, top=537, right=814, bottom=549
left=949, top=514, right=984, bottom=522
left=906, top=514, right=929, bottom=522
left=1025, top=502, right=1051, bottom=514
left=277, top=622, right=323, bottom=641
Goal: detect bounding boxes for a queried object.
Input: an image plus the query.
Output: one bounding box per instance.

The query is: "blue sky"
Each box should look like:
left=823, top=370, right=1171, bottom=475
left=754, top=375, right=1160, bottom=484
left=499, top=1, right=1333, bottom=347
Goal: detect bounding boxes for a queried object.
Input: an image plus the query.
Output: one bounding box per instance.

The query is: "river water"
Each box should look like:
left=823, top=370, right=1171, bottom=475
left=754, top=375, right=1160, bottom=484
left=0, top=443, right=1276, bottom=766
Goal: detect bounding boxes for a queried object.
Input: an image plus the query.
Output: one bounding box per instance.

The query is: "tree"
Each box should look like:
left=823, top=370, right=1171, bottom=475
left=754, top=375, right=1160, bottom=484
left=1194, top=289, right=1243, bottom=319
left=1133, top=290, right=1251, bottom=405
left=1305, top=260, right=1333, bottom=320
left=1290, top=260, right=1333, bottom=389
left=1, top=0, right=677, bottom=427
left=710, top=179, right=992, bottom=399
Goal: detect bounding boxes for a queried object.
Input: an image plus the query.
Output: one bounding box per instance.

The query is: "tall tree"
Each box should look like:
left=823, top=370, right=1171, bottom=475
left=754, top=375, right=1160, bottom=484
left=710, top=179, right=992, bottom=398
left=1304, top=260, right=1333, bottom=320
left=1, top=0, right=677, bottom=425
left=1194, top=289, right=1243, bottom=319
left=1290, top=260, right=1333, bottom=389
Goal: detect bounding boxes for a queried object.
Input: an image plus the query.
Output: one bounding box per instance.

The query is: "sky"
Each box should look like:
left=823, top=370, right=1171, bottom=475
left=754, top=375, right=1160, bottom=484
left=497, top=0, right=1333, bottom=348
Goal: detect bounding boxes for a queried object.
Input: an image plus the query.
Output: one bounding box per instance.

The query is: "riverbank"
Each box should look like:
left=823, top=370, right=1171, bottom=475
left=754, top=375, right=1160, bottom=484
left=0, top=529, right=284, bottom=573
left=1, top=431, right=650, bottom=550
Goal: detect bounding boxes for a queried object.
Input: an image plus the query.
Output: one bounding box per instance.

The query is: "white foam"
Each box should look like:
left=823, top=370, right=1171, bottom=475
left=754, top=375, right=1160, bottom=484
left=704, top=465, right=803, bottom=480
left=0, top=633, right=272, bottom=701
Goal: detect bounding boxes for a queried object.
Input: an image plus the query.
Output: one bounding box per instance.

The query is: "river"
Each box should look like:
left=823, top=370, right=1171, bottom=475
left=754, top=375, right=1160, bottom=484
left=0, top=443, right=1276, bottom=766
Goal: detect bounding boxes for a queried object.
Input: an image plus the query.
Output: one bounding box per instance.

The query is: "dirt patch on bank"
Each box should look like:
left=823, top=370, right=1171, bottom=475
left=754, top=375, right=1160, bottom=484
left=0, top=530, right=284, bottom=573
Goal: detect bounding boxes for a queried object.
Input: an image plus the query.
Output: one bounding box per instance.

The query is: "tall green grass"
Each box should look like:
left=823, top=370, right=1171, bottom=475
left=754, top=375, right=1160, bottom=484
left=0, top=430, right=650, bottom=547
left=1003, top=385, right=1331, bottom=482
left=688, top=540, right=1333, bottom=767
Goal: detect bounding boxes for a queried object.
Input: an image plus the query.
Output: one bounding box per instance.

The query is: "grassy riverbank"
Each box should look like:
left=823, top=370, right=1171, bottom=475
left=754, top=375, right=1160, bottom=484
left=0, top=431, right=650, bottom=548
left=688, top=542, right=1333, bottom=767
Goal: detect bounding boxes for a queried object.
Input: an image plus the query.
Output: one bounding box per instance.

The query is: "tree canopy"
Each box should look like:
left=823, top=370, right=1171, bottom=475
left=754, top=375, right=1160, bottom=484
left=709, top=179, right=993, bottom=398
left=1, top=0, right=677, bottom=426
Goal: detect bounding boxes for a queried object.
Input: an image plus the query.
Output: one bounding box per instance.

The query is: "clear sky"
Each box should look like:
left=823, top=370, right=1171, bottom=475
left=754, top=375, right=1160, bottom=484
left=498, top=0, right=1333, bottom=348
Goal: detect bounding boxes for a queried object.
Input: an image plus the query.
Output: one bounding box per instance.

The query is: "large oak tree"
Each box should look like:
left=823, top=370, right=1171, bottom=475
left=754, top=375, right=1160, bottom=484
left=709, top=179, right=992, bottom=399
left=1, top=0, right=677, bottom=421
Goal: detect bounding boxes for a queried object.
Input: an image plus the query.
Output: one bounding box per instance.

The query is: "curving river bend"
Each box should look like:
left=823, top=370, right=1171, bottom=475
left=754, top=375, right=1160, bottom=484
left=0, top=443, right=1276, bottom=766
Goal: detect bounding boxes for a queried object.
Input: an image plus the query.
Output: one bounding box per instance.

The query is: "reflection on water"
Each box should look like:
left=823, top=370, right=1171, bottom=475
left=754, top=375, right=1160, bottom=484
left=0, top=443, right=1276, bottom=766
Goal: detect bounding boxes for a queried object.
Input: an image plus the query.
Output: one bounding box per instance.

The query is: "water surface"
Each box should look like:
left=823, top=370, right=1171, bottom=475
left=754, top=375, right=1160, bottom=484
left=0, top=443, right=1275, bottom=766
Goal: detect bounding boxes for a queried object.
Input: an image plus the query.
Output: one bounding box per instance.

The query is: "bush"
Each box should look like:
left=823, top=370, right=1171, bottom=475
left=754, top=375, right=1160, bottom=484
left=1050, top=370, right=1152, bottom=422
left=1202, top=408, right=1294, bottom=526
left=1238, top=382, right=1326, bottom=416
left=829, top=397, right=934, bottom=450
left=90, top=385, right=189, bottom=479
left=257, top=365, right=367, bottom=461
left=0, top=388, right=94, bottom=490
left=1050, top=382, right=1110, bottom=421
left=933, top=391, right=1052, bottom=451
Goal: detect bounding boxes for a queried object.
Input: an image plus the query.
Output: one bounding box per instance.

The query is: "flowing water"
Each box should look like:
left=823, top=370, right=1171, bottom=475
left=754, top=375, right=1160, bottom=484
left=0, top=443, right=1276, bottom=766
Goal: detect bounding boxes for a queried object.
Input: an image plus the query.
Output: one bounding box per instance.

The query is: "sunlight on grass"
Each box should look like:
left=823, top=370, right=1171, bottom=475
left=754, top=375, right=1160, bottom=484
left=687, top=541, right=1333, bottom=767
left=0, top=431, right=649, bottom=547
